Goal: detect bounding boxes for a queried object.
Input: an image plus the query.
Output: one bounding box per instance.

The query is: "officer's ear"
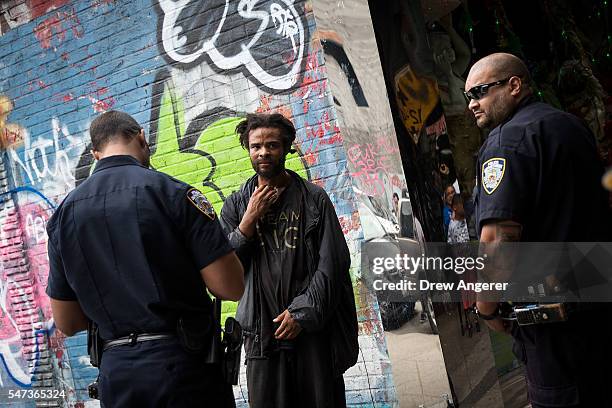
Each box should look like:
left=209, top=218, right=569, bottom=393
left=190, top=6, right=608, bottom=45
left=509, top=76, right=523, bottom=96
left=91, top=149, right=101, bottom=161
left=137, top=129, right=146, bottom=147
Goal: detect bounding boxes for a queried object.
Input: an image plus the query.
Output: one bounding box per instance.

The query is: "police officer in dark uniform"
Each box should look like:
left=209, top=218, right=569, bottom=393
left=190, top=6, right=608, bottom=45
left=46, top=110, right=244, bottom=407
left=465, top=53, right=612, bottom=407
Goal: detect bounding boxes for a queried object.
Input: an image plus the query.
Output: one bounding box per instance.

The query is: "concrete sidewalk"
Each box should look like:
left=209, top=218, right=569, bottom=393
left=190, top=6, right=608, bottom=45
left=384, top=303, right=452, bottom=408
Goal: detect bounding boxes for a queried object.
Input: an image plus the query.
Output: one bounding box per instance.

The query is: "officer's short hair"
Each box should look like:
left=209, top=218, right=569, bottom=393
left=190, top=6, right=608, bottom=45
left=90, top=110, right=142, bottom=151
left=236, top=113, right=296, bottom=153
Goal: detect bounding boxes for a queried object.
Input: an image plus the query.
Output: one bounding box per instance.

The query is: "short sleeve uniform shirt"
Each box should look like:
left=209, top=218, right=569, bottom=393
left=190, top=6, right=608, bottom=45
left=475, top=98, right=610, bottom=242
left=474, top=99, right=612, bottom=405
left=46, top=155, right=232, bottom=340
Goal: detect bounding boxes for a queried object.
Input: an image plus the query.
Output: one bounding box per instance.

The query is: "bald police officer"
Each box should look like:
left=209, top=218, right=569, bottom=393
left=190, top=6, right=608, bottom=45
left=46, top=111, right=244, bottom=407
left=466, top=54, right=612, bottom=408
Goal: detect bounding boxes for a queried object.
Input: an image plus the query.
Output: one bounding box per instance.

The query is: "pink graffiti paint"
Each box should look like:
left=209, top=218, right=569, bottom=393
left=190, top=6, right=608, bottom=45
left=33, top=9, right=83, bottom=49
left=257, top=95, right=273, bottom=112
left=318, top=111, right=343, bottom=146
left=34, top=15, right=64, bottom=49
left=51, top=93, right=74, bottom=103
left=338, top=215, right=351, bottom=235
left=60, top=51, right=69, bottom=61
left=1, top=126, right=22, bottom=147
left=88, top=95, right=116, bottom=113
left=256, top=95, right=293, bottom=120
left=0, top=210, right=25, bottom=341
left=0, top=300, right=19, bottom=340
left=302, top=98, right=309, bottom=114
left=294, top=52, right=326, bottom=100
left=346, top=140, right=396, bottom=197
left=28, top=0, right=70, bottom=19
left=0, top=199, right=64, bottom=387
left=302, top=150, right=318, bottom=166
left=304, top=117, right=327, bottom=142
left=18, top=202, right=52, bottom=321
left=91, top=0, right=116, bottom=8
left=65, top=8, right=84, bottom=39
left=391, top=175, right=402, bottom=189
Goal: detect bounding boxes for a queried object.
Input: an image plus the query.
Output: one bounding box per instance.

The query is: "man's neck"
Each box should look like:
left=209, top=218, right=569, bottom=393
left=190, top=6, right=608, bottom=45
left=96, top=143, right=142, bottom=164
left=258, top=170, right=291, bottom=188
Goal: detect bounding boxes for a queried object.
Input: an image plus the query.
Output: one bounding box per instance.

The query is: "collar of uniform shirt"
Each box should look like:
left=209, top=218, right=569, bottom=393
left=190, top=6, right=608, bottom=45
left=92, top=155, right=144, bottom=174
left=496, top=95, right=537, bottom=131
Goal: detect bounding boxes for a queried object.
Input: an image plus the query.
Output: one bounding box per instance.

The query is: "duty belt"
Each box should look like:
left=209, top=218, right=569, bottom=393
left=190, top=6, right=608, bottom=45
left=509, top=302, right=596, bottom=326
left=103, top=332, right=175, bottom=352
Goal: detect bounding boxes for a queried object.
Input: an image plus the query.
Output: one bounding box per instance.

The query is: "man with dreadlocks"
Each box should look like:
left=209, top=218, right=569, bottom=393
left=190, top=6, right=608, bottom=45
left=220, top=112, right=358, bottom=407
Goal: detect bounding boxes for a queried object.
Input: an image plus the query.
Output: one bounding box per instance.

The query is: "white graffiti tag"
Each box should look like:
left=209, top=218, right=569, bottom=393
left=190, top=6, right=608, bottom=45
left=9, top=117, right=81, bottom=196
left=270, top=3, right=298, bottom=53
left=158, top=0, right=305, bottom=91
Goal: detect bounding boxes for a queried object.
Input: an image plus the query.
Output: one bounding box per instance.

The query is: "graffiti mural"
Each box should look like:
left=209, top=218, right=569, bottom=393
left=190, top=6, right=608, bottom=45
left=156, top=0, right=307, bottom=92
left=147, top=70, right=309, bottom=211
left=346, top=137, right=401, bottom=198
left=0, top=0, right=398, bottom=405
left=0, top=185, right=58, bottom=405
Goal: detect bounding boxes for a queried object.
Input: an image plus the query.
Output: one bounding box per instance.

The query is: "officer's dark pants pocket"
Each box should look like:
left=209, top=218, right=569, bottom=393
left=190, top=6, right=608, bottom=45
left=518, top=341, right=580, bottom=407
left=527, top=383, right=580, bottom=408
left=98, top=339, right=234, bottom=407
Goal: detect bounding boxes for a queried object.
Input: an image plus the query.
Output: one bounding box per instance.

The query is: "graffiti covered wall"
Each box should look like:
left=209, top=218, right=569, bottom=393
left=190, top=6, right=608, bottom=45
left=0, top=0, right=397, bottom=406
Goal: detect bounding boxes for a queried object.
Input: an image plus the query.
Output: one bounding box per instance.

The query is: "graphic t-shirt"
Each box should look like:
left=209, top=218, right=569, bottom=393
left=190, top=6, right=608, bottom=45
left=256, top=180, right=307, bottom=352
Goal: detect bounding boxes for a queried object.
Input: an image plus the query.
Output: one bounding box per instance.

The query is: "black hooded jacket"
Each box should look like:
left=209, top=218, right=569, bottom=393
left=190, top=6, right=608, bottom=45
left=219, top=170, right=359, bottom=376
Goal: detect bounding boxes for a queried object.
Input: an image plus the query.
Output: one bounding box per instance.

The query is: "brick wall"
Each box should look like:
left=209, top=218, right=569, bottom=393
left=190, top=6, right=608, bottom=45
left=0, top=1, right=397, bottom=406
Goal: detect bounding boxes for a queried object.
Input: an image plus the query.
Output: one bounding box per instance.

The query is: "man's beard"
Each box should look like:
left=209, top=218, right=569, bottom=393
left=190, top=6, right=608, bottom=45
left=479, top=94, right=511, bottom=130
left=252, top=156, right=286, bottom=179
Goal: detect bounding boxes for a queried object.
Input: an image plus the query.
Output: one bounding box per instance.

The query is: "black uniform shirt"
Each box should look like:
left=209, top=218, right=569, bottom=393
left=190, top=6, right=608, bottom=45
left=475, top=98, right=610, bottom=241
left=474, top=99, right=612, bottom=405
left=46, top=155, right=232, bottom=340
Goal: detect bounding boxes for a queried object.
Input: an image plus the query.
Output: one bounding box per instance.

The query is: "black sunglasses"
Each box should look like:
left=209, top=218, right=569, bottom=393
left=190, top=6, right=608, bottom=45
left=463, top=77, right=514, bottom=102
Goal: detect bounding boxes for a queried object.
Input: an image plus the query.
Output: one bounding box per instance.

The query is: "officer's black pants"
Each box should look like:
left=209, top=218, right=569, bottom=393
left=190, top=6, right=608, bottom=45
left=98, top=338, right=235, bottom=407
left=513, top=309, right=612, bottom=408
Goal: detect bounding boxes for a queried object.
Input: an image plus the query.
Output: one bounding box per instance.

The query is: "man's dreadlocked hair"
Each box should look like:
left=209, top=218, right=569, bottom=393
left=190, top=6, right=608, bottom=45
left=235, top=113, right=296, bottom=153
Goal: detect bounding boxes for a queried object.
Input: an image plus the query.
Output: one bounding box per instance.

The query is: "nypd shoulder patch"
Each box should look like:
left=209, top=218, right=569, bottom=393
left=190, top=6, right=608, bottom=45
left=482, top=157, right=506, bottom=195
left=186, top=188, right=216, bottom=220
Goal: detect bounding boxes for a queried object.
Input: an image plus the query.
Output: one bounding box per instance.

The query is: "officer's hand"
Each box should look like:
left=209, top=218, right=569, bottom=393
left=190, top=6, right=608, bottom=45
left=246, top=185, right=279, bottom=219
left=273, top=310, right=302, bottom=340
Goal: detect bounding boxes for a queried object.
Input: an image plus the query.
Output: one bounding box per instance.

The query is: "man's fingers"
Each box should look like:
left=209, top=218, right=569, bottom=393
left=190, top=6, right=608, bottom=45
left=285, top=326, right=301, bottom=340
left=274, top=312, right=289, bottom=337
left=277, top=322, right=296, bottom=340
left=253, top=185, right=270, bottom=197
left=263, top=189, right=277, bottom=200
left=276, top=313, right=301, bottom=339
left=272, top=311, right=285, bottom=323
left=261, top=190, right=278, bottom=209
left=275, top=323, right=289, bottom=338
left=276, top=327, right=290, bottom=339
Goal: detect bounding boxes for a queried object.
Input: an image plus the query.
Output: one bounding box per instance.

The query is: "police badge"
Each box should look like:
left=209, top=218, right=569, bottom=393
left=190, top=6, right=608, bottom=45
left=482, top=158, right=506, bottom=194
left=186, top=188, right=216, bottom=220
